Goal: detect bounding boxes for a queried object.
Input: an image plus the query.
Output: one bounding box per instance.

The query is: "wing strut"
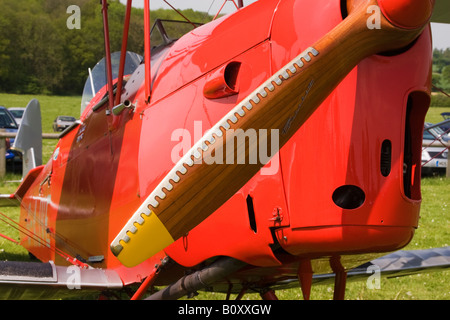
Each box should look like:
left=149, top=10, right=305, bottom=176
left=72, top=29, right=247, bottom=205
left=115, top=0, right=133, bottom=106
left=144, top=0, right=151, bottom=102
left=101, top=0, right=114, bottom=111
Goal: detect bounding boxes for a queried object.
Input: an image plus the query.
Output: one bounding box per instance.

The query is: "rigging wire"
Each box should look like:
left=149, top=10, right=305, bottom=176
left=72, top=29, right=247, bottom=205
left=0, top=210, right=89, bottom=268
left=163, top=0, right=197, bottom=27
left=207, top=0, right=217, bottom=15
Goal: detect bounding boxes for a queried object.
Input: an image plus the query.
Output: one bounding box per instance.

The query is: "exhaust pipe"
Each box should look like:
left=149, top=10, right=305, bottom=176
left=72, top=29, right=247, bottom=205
left=145, top=257, right=246, bottom=300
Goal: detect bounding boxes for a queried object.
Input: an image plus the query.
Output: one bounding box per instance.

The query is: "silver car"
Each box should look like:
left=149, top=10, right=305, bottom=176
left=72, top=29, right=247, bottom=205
left=422, top=122, right=449, bottom=175
left=8, top=107, right=25, bottom=127
left=52, top=116, right=76, bottom=132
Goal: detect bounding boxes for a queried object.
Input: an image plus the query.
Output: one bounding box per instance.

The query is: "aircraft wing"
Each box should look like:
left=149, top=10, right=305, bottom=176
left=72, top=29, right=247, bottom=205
left=0, top=165, right=44, bottom=207
left=0, top=260, right=123, bottom=300
left=431, top=1, right=450, bottom=23
left=0, top=194, right=19, bottom=207
left=1, top=248, right=447, bottom=300
left=146, top=247, right=450, bottom=300
left=272, top=247, right=450, bottom=290
left=348, top=247, right=450, bottom=280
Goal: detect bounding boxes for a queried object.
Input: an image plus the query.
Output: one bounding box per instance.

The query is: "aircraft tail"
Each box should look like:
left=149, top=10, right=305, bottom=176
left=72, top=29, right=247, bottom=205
left=11, top=99, right=42, bottom=178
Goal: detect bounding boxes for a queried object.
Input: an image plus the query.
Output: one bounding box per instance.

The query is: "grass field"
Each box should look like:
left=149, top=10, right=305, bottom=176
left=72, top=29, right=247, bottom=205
left=0, top=93, right=448, bottom=300
left=0, top=93, right=81, bottom=164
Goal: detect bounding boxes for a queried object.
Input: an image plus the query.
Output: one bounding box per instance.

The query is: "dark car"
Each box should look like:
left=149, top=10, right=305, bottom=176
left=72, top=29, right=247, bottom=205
left=52, top=116, right=76, bottom=132
left=0, top=106, right=20, bottom=163
left=439, top=112, right=450, bottom=133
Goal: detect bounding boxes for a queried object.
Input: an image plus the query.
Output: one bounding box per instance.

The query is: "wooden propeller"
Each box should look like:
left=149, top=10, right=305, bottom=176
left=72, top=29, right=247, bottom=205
left=111, top=0, right=434, bottom=267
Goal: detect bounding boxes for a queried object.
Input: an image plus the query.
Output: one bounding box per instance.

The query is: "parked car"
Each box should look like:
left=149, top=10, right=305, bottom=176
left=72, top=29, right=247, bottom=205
left=0, top=106, right=21, bottom=168
left=8, top=107, right=25, bottom=127
left=52, top=116, right=76, bottom=132
left=421, top=122, right=449, bottom=175
left=0, top=106, right=19, bottom=135
left=439, top=112, right=450, bottom=133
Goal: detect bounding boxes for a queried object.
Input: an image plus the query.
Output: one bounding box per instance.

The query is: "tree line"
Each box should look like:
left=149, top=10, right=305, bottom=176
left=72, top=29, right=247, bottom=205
left=433, top=48, right=450, bottom=91
left=432, top=48, right=450, bottom=107
left=1, top=0, right=449, bottom=98
left=0, top=0, right=211, bottom=96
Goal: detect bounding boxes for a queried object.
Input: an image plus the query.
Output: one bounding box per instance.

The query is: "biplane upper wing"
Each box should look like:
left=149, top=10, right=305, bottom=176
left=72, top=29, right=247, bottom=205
left=431, top=0, right=450, bottom=23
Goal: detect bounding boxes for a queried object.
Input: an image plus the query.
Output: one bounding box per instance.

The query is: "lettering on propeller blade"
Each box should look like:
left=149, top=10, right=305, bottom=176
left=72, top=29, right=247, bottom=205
left=67, top=5, right=81, bottom=30
left=366, top=5, right=381, bottom=30
left=282, top=78, right=315, bottom=135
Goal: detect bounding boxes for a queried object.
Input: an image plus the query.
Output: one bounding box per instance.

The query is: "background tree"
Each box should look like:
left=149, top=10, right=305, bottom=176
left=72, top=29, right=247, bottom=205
left=0, top=1, right=204, bottom=95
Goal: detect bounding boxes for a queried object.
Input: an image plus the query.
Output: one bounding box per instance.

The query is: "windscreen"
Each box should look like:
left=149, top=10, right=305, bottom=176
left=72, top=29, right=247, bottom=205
left=81, top=51, right=143, bottom=114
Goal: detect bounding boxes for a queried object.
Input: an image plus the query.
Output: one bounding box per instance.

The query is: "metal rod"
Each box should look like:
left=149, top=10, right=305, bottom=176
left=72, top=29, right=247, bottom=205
left=0, top=132, right=59, bottom=139
left=0, top=130, right=4, bottom=177
left=88, top=68, right=95, bottom=97
left=144, top=0, right=151, bottom=102
left=0, top=232, right=18, bottom=244
left=213, top=1, right=228, bottom=20
left=163, top=0, right=197, bottom=28
left=131, top=265, right=159, bottom=300
left=101, top=0, right=114, bottom=111
left=115, top=0, right=133, bottom=106
left=213, top=0, right=239, bottom=20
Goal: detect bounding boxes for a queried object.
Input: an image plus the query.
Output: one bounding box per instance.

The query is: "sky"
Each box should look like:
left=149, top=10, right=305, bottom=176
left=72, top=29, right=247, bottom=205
left=121, top=0, right=258, bottom=15
left=120, top=0, right=450, bottom=50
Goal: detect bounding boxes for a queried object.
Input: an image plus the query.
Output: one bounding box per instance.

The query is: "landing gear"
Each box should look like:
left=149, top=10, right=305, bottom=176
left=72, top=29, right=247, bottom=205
left=297, top=257, right=348, bottom=300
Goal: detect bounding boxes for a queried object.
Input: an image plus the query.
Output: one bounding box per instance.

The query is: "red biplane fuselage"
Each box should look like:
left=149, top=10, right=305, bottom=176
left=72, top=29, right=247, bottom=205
left=13, top=0, right=435, bottom=297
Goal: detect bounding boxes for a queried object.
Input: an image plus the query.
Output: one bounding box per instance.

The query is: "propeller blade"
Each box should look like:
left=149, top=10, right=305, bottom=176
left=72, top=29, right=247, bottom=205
left=431, top=0, right=450, bottom=23
left=11, top=99, right=43, bottom=178
left=111, top=0, right=434, bottom=267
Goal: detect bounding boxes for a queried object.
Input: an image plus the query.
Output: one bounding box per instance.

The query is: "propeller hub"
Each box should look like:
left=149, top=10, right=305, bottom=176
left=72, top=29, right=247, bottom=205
left=377, top=0, right=434, bottom=29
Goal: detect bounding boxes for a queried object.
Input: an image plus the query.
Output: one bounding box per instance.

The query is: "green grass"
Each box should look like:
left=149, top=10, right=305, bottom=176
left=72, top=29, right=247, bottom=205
left=425, top=105, right=450, bottom=124
left=0, top=93, right=448, bottom=300
left=0, top=93, right=81, bottom=163
left=0, top=93, right=81, bottom=261
left=0, top=174, right=28, bottom=262
left=194, top=176, right=450, bottom=301
left=0, top=93, right=81, bottom=132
